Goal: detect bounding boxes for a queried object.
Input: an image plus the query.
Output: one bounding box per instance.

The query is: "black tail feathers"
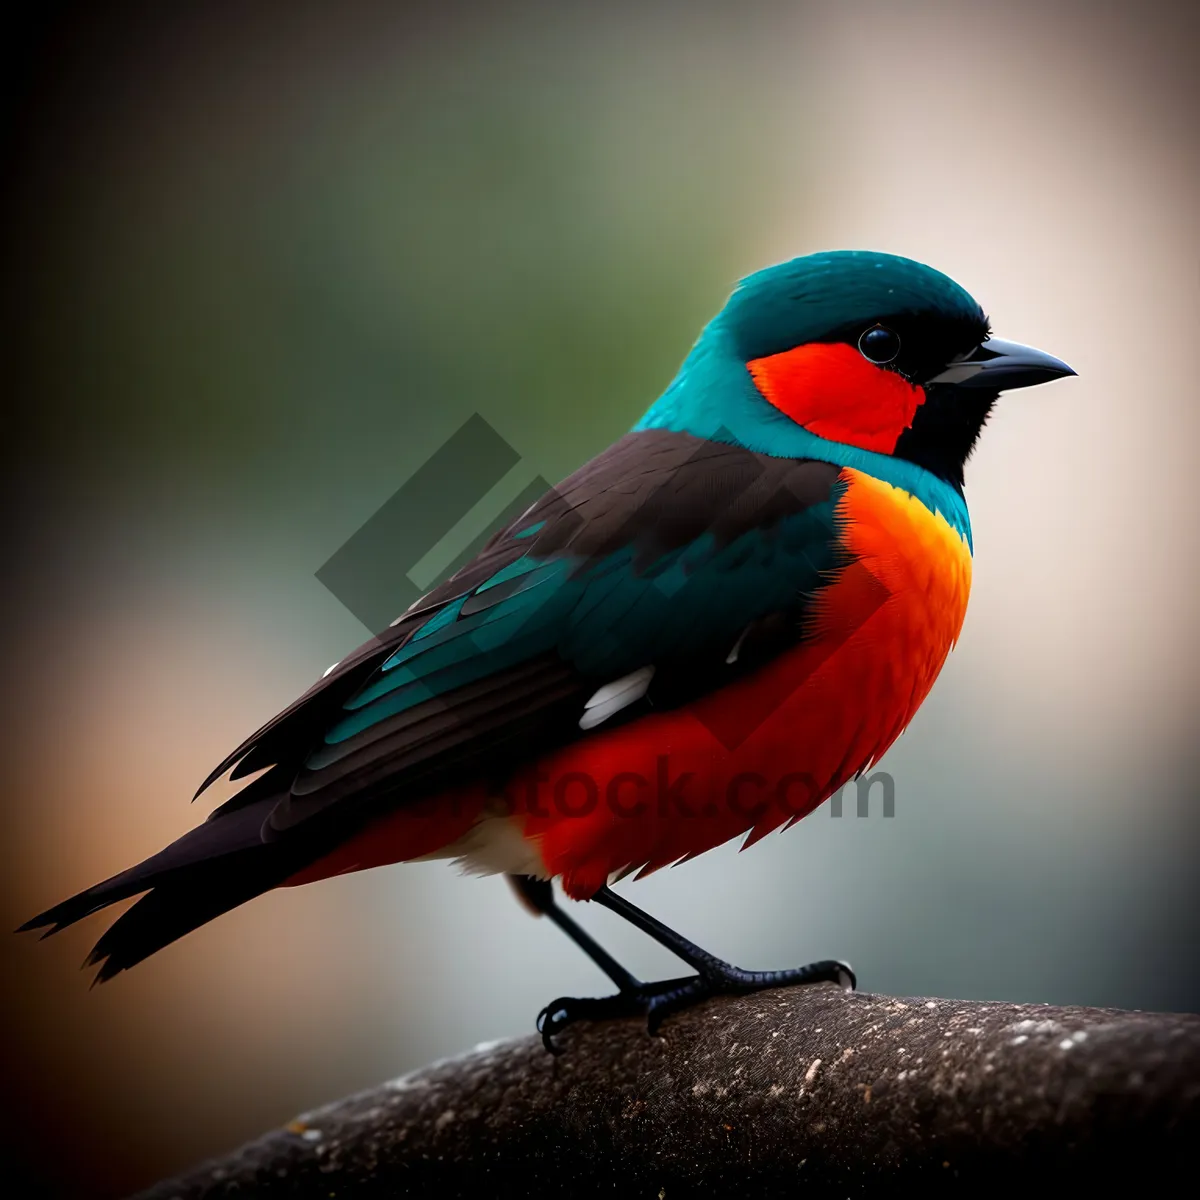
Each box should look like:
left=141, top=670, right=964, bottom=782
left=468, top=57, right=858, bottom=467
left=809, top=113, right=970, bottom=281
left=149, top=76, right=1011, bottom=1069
left=18, top=795, right=314, bottom=981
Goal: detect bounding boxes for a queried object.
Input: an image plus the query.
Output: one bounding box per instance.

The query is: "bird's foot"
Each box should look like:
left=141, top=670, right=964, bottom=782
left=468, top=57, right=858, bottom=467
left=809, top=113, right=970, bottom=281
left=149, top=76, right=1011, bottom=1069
left=537, top=975, right=695, bottom=1053
left=536, top=958, right=854, bottom=1052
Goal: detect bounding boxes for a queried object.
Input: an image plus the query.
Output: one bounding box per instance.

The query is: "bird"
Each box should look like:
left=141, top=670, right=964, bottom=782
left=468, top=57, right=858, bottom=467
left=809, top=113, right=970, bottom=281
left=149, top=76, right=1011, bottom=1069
left=20, top=250, right=1075, bottom=1050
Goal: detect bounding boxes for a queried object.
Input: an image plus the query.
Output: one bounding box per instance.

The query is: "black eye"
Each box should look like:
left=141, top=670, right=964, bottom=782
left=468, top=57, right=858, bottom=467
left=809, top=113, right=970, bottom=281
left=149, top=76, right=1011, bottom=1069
left=858, top=324, right=901, bottom=365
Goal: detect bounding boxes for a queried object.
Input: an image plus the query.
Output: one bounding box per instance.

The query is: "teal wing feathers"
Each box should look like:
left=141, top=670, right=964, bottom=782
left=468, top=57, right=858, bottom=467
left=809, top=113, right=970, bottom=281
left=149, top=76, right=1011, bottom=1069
left=211, top=431, right=847, bottom=833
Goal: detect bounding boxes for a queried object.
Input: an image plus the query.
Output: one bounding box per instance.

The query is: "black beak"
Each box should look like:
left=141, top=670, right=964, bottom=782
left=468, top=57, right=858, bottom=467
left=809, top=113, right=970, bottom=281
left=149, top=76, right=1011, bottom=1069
left=929, top=337, right=1076, bottom=392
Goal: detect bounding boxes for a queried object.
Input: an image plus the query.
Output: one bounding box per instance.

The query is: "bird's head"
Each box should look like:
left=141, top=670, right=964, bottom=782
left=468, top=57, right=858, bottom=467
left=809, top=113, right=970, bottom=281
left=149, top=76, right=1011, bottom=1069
left=647, top=250, right=1074, bottom=489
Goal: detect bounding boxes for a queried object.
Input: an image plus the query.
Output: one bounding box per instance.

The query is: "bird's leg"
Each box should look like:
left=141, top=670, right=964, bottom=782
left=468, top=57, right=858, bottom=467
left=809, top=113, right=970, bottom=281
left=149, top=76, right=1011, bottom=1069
left=507, top=875, right=641, bottom=992
left=508, top=875, right=702, bottom=1053
left=535, top=884, right=855, bottom=1051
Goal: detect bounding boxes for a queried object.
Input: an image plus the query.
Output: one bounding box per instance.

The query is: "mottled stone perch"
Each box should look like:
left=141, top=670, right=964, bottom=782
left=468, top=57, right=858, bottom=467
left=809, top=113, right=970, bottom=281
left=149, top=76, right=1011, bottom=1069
left=136, top=987, right=1199, bottom=1198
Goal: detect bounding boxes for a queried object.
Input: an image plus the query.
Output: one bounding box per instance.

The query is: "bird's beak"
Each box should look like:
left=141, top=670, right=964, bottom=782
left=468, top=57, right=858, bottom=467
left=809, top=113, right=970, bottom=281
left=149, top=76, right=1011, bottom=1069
left=929, top=336, right=1076, bottom=391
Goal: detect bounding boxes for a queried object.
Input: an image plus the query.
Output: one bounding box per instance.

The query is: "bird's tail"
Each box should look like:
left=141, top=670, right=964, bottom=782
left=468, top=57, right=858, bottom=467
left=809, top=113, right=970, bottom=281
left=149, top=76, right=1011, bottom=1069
left=18, top=795, right=318, bottom=982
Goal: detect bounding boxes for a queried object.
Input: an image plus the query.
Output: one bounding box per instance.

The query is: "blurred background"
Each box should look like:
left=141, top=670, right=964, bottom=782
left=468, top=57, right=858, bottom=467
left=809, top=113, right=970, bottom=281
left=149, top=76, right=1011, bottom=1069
left=3, top=0, right=1197, bottom=1195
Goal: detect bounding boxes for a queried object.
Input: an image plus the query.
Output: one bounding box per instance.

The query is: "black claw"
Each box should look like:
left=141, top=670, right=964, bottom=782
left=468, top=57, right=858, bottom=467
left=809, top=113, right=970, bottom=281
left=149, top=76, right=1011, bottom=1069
left=536, top=989, right=654, bottom=1053
left=537, top=995, right=588, bottom=1054
left=535, top=977, right=702, bottom=1051
left=535, top=998, right=570, bottom=1054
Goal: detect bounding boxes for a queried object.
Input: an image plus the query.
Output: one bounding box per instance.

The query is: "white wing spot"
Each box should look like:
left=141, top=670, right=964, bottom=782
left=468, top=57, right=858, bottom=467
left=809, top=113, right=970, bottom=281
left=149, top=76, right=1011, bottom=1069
left=580, top=666, right=655, bottom=730
left=726, top=626, right=751, bottom=664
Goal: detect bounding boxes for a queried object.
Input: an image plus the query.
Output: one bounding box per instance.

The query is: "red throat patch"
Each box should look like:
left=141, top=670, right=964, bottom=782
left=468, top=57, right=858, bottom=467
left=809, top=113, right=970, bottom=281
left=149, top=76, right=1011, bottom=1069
left=747, top=342, right=926, bottom=455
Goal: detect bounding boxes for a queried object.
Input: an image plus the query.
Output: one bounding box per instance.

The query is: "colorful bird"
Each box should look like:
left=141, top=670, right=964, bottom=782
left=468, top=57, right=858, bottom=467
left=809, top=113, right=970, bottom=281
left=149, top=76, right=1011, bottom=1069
left=21, top=251, right=1074, bottom=1049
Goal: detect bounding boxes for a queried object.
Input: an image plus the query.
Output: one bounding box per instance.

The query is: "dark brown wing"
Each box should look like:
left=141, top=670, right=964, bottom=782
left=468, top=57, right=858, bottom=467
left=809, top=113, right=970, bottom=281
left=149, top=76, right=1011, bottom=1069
left=254, top=433, right=843, bottom=834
